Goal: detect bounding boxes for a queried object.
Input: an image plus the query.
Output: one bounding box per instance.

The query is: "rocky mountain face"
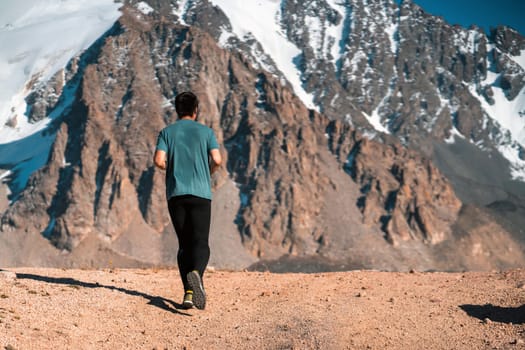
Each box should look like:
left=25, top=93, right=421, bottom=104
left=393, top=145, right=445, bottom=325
left=279, top=0, right=525, bottom=150
left=0, top=0, right=524, bottom=270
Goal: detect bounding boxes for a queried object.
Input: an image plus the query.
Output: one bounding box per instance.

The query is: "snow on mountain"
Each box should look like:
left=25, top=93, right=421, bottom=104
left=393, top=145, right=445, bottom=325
left=325, top=1, right=346, bottom=64
left=171, top=0, right=190, bottom=25
left=0, top=0, right=121, bottom=145
left=302, top=0, right=346, bottom=67
left=453, top=30, right=482, bottom=55
left=136, top=1, right=154, bottom=15
left=198, top=0, right=525, bottom=181
left=464, top=44, right=525, bottom=180
left=475, top=55, right=525, bottom=147
left=363, top=109, right=390, bottom=134
left=385, top=22, right=399, bottom=55
left=208, top=0, right=317, bottom=111
left=0, top=0, right=121, bottom=200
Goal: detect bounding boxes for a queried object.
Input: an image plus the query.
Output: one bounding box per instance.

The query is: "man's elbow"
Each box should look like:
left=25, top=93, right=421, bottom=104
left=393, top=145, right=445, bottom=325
left=154, top=151, right=167, bottom=170
left=154, top=159, right=165, bottom=170
left=209, top=150, right=222, bottom=174
left=210, top=149, right=222, bottom=166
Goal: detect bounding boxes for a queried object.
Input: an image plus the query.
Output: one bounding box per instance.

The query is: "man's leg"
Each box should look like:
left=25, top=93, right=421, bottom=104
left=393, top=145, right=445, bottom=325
left=187, top=196, right=211, bottom=279
left=168, top=196, right=193, bottom=292
left=185, top=196, right=211, bottom=309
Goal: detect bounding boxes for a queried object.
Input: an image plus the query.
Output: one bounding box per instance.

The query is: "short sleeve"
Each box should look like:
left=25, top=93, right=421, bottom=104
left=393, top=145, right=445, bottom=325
left=208, top=129, right=219, bottom=151
left=156, top=129, right=168, bottom=152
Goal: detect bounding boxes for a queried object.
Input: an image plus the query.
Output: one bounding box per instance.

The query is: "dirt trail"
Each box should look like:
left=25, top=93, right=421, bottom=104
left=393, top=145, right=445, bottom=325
left=0, top=268, right=524, bottom=349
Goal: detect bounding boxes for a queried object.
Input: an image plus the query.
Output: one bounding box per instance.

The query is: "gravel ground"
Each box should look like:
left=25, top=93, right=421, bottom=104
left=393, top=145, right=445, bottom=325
left=0, top=268, right=524, bottom=349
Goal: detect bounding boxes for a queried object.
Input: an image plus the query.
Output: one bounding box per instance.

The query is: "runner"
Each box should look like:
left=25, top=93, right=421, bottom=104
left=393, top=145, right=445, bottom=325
left=154, top=91, right=222, bottom=310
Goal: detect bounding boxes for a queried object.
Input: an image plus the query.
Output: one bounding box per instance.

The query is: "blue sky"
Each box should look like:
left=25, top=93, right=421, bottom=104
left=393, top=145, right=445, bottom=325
left=409, top=0, right=525, bottom=36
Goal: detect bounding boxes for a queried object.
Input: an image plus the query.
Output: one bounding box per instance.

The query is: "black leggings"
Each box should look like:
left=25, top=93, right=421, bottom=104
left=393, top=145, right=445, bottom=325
left=168, top=195, right=211, bottom=291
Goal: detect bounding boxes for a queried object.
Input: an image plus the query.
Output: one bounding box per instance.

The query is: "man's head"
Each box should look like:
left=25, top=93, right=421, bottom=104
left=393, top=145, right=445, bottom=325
left=175, top=91, right=199, bottom=119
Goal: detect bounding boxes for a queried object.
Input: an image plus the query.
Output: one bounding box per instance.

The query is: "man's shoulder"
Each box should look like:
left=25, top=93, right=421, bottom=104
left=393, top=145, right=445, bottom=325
left=162, top=120, right=213, bottom=134
left=192, top=121, right=214, bottom=134
left=160, top=123, right=177, bottom=133
left=194, top=120, right=212, bottom=129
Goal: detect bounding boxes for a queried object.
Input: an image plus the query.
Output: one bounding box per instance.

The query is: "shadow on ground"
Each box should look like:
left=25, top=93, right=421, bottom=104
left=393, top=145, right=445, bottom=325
left=460, top=304, right=525, bottom=324
left=15, top=272, right=191, bottom=316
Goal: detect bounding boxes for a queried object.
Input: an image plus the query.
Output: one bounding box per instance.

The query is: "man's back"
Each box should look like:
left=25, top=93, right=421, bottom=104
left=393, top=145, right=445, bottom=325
left=156, top=119, right=218, bottom=200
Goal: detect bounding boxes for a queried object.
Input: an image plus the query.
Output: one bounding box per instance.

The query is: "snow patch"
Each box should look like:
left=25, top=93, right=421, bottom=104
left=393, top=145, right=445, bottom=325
left=218, top=28, right=234, bottom=47
left=324, top=0, right=345, bottom=66
left=445, top=127, right=465, bottom=144
left=499, top=143, right=525, bottom=181
left=209, top=0, right=317, bottom=110
left=0, top=170, right=11, bottom=181
left=362, top=110, right=390, bottom=134
left=305, top=15, right=323, bottom=56
left=513, top=49, right=525, bottom=72
left=366, top=72, right=398, bottom=135
left=385, top=22, right=398, bottom=55
left=303, top=0, right=346, bottom=68
left=468, top=69, right=525, bottom=148
left=330, top=93, right=339, bottom=107
left=172, top=0, right=189, bottom=25
left=136, top=1, right=154, bottom=15
left=161, top=96, right=172, bottom=109
left=454, top=30, right=481, bottom=55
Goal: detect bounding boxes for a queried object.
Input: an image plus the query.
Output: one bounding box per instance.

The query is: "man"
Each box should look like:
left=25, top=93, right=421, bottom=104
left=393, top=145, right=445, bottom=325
left=154, top=91, right=222, bottom=310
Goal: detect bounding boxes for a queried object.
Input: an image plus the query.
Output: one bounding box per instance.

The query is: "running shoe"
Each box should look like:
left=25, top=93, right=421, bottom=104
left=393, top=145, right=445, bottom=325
left=187, top=270, right=206, bottom=310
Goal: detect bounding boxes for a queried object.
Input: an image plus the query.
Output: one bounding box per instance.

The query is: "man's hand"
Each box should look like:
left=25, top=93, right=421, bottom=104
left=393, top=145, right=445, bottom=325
left=209, top=148, right=222, bottom=174
left=154, top=150, right=167, bottom=170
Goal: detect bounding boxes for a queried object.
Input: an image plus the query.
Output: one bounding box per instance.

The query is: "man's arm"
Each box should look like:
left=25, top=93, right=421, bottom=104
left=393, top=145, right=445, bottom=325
left=209, top=148, right=222, bottom=174
left=154, top=149, right=167, bottom=170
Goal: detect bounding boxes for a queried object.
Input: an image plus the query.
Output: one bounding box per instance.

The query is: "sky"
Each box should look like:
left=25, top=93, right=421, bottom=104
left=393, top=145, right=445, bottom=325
left=410, top=0, right=525, bottom=36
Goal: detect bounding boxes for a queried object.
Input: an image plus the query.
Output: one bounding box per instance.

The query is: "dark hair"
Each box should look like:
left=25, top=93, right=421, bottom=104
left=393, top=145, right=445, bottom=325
left=175, top=91, right=199, bottom=118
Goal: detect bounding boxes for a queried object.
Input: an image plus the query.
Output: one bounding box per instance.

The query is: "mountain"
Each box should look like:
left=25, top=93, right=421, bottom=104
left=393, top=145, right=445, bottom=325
left=0, top=0, right=524, bottom=271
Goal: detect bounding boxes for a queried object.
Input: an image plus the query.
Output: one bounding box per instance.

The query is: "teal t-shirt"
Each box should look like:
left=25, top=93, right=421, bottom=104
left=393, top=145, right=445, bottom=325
left=156, top=119, right=219, bottom=200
